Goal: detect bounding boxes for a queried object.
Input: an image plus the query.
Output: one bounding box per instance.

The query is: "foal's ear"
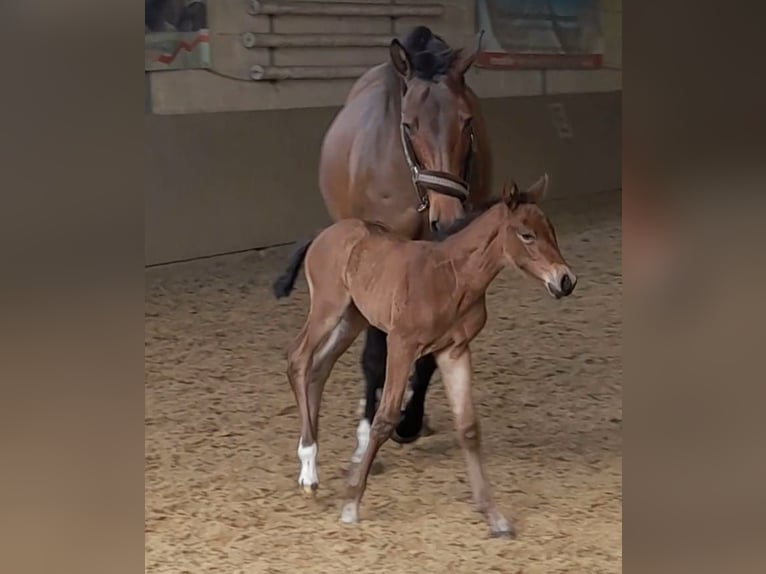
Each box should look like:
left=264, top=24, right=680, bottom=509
left=501, top=179, right=520, bottom=207
left=390, top=39, right=413, bottom=80
left=452, top=29, right=485, bottom=78
left=523, top=173, right=549, bottom=204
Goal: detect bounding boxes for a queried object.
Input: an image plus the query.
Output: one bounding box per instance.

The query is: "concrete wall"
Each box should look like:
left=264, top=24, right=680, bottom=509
left=145, top=0, right=621, bottom=265
left=145, top=90, right=620, bottom=265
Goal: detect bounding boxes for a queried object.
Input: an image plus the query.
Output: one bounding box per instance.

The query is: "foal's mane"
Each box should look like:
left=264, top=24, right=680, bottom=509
left=432, top=198, right=504, bottom=242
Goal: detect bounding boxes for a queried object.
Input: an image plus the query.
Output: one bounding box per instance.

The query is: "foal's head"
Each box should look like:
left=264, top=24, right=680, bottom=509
left=500, top=175, right=577, bottom=299
left=389, top=26, right=482, bottom=233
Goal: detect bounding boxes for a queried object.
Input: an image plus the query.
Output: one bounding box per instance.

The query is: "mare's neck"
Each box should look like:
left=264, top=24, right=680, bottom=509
left=439, top=203, right=507, bottom=300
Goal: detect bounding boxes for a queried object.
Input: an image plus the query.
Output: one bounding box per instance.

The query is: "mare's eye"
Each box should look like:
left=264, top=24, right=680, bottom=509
left=518, top=231, right=536, bottom=244
left=402, top=121, right=415, bottom=134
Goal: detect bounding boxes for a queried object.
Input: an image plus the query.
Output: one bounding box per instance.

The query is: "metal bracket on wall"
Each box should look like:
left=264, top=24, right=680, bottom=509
left=548, top=102, right=573, bottom=139
left=241, top=32, right=393, bottom=49
left=250, top=64, right=370, bottom=81
left=247, top=0, right=443, bottom=17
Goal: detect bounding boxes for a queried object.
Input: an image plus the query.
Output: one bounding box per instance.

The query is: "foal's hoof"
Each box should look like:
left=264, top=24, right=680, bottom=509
left=340, top=502, right=359, bottom=524
left=488, top=514, right=516, bottom=539
left=489, top=527, right=516, bottom=539
left=300, top=483, right=318, bottom=496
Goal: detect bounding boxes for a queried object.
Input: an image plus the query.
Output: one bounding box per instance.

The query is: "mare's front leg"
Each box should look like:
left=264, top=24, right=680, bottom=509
left=352, top=327, right=387, bottom=465
left=393, top=353, right=437, bottom=443
left=435, top=346, right=515, bottom=538
left=341, top=337, right=416, bottom=524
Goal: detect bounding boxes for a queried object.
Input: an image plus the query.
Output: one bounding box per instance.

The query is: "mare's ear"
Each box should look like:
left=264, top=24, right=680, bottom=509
left=501, top=179, right=520, bottom=208
left=390, top=39, right=413, bottom=80
left=451, top=29, right=485, bottom=78
left=523, top=173, right=549, bottom=204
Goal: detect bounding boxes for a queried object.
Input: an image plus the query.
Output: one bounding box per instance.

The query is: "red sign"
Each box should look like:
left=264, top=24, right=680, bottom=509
left=476, top=52, right=603, bottom=70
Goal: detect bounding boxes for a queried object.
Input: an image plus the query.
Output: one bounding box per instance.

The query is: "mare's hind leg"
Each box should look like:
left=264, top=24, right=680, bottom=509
left=341, top=336, right=417, bottom=524
left=287, top=297, right=360, bottom=495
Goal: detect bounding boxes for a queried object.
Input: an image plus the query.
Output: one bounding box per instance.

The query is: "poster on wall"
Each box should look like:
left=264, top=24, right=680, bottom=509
left=145, top=0, right=211, bottom=71
left=476, top=0, right=604, bottom=70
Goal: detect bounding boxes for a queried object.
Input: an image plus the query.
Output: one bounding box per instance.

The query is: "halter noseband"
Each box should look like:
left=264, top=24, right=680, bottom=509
left=399, top=122, right=475, bottom=213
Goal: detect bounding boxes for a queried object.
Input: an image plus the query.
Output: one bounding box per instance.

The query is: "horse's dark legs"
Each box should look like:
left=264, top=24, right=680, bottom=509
left=392, top=353, right=437, bottom=443
left=355, top=326, right=435, bottom=449
left=351, top=326, right=387, bottom=463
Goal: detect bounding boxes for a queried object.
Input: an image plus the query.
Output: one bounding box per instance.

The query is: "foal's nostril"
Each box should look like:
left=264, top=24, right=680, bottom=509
left=560, top=274, right=574, bottom=295
left=430, top=220, right=440, bottom=233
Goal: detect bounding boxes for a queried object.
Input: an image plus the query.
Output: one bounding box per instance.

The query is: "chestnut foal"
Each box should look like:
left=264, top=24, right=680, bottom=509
left=274, top=175, right=576, bottom=537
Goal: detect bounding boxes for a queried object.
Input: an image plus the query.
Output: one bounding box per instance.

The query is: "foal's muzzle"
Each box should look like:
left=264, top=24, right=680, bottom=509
left=545, top=271, right=577, bottom=299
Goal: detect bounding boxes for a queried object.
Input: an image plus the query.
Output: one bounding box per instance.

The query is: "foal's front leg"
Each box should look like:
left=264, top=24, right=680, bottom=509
left=341, top=337, right=416, bottom=524
left=435, top=347, right=515, bottom=538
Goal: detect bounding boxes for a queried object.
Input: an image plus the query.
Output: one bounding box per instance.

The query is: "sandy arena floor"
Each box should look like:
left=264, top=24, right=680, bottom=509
left=145, top=190, right=622, bottom=574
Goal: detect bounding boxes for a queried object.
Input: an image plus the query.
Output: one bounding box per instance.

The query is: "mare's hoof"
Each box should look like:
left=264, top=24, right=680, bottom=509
left=301, top=483, right=318, bottom=496
left=391, top=429, right=421, bottom=444
left=340, top=502, right=359, bottom=524
left=420, top=416, right=435, bottom=437
left=393, top=412, right=435, bottom=443
left=370, top=460, right=385, bottom=475
left=392, top=417, right=423, bottom=444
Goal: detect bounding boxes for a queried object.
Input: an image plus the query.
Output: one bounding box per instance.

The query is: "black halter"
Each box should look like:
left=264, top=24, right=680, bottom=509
left=399, top=122, right=475, bottom=213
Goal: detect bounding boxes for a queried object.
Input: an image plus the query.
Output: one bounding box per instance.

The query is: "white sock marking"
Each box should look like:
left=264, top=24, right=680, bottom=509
left=298, top=439, right=318, bottom=488
left=350, top=419, right=370, bottom=463
left=402, top=387, right=414, bottom=411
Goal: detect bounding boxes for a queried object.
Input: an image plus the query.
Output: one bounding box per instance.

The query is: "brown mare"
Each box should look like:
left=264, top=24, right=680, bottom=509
left=317, top=26, right=493, bottom=458
left=274, top=176, right=577, bottom=537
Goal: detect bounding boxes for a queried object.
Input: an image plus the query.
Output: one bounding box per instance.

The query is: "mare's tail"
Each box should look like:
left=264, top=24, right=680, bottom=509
left=272, top=238, right=314, bottom=299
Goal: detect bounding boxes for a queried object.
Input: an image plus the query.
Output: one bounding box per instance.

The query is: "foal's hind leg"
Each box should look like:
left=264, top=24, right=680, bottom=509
left=307, top=305, right=367, bottom=443
left=435, top=346, right=514, bottom=538
left=287, top=299, right=362, bottom=495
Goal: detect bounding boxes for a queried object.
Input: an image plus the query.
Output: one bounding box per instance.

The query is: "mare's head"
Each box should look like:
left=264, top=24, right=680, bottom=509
left=389, top=26, right=482, bottom=233
left=500, top=175, right=577, bottom=299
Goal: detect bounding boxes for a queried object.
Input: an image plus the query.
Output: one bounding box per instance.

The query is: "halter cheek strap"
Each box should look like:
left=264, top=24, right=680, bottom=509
left=400, top=123, right=473, bottom=212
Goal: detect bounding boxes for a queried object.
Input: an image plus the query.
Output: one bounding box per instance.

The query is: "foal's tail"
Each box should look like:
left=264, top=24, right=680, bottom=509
left=272, top=238, right=314, bottom=299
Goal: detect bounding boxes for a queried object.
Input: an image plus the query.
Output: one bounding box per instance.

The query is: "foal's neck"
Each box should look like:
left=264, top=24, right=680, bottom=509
left=439, top=203, right=507, bottom=299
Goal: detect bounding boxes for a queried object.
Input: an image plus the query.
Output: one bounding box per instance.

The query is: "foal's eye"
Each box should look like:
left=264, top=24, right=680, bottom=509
left=402, top=121, right=415, bottom=134
left=518, top=231, right=536, bottom=244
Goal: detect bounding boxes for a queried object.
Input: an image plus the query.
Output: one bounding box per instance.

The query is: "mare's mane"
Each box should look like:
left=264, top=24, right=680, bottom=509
left=382, top=26, right=462, bottom=117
